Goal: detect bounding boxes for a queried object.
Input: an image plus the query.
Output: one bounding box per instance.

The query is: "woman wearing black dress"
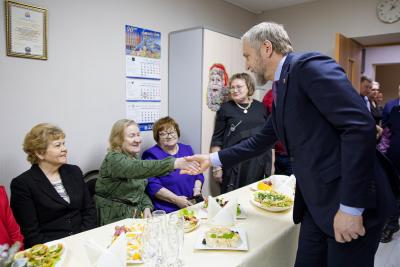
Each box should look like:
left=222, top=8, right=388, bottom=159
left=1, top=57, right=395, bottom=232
left=210, top=73, right=271, bottom=193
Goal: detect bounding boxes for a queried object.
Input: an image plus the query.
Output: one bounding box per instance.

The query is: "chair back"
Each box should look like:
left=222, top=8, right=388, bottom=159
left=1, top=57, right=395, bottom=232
left=83, top=170, right=99, bottom=198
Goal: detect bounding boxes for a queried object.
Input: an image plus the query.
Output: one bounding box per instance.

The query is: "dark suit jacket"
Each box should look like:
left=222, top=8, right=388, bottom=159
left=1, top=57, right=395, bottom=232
left=10, top=164, right=97, bottom=248
left=219, top=52, right=396, bottom=236
left=382, top=98, right=399, bottom=126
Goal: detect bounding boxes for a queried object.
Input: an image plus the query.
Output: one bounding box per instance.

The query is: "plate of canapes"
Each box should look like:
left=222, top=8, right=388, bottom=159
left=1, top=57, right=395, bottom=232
left=178, top=208, right=200, bottom=233
left=194, top=227, right=248, bottom=251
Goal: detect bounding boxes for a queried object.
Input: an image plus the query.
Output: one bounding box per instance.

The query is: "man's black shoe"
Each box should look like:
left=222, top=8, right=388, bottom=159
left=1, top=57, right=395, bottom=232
left=380, top=225, right=400, bottom=243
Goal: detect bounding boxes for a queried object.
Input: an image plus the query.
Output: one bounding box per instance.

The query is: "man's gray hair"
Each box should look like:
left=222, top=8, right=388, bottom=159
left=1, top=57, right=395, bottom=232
left=372, top=81, right=380, bottom=88
left=242, top=22, right=293, bottom=55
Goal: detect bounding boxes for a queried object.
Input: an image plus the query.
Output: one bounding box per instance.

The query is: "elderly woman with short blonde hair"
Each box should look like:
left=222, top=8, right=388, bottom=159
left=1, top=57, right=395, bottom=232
left=95, top=119, right=199, bottom=225
left=10, top=123, right=97, bottom=248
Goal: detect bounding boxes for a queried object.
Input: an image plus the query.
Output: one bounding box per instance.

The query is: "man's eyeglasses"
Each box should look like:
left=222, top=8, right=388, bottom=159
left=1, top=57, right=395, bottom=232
left=159, top=131, right=177, bottom=138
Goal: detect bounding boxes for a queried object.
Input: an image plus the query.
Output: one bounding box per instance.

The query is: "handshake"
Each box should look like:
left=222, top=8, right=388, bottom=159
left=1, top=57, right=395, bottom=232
left=174, top=154, right=212, bottom=175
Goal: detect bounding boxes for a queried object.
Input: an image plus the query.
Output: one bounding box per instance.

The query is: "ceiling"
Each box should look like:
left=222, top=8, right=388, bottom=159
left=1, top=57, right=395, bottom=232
left=224, top=0, right=400, bottom=47
left=224, top=0, right=317, bottom=14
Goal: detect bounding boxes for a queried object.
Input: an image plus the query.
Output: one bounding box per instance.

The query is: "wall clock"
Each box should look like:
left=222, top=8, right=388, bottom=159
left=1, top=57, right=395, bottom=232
left=377, top=0, right=400, bottom=23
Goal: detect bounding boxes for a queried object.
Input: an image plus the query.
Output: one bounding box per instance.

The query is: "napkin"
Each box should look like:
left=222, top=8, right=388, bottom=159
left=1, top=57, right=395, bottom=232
left=83, top=239, right=106, bottom=265
left=271, top=174, right=296, bottom=200
left=84, top=233, right=126, bottom=267
left=207, top=196, right=237, bottom=226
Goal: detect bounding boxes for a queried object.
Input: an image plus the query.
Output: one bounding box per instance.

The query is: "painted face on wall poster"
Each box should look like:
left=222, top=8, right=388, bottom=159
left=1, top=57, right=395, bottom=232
left=207, top=63, right=229, bottom=112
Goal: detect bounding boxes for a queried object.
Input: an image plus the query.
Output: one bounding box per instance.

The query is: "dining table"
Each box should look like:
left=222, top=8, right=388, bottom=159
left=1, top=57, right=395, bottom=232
left=59, top=182, right=300, bottom=267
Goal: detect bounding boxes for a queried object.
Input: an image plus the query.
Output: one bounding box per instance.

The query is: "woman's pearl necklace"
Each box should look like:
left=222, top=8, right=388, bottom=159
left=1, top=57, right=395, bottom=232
left=235, top=99, right=252, bottom=114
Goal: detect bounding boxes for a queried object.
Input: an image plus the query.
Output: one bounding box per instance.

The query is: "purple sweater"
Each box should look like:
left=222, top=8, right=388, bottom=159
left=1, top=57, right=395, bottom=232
left=142, top=143, right=204, bottom=213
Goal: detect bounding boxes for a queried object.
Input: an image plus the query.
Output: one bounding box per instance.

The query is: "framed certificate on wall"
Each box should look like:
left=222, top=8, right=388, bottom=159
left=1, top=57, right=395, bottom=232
left=5, top=0, right=48, bottom=60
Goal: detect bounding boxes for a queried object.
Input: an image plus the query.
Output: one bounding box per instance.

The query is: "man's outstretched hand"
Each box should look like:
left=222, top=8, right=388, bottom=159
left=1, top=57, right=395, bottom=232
left=180, top=154, right=212, bottom=175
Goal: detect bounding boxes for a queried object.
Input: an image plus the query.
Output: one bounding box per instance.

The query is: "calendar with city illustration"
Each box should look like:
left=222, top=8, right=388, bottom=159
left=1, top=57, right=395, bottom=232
left=125, top=25, right=161, bottom=130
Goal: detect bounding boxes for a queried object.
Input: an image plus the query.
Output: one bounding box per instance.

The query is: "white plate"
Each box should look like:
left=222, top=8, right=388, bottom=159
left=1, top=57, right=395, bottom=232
left=194, top=227, right=248, bottom=251
left=250, top=178, right=272, bottom=191
left=126, top=256, right=143, bottom=264
left=250, top=175, right=292, bottom=191
left=44, top=240, right=67, bottom=267
left=184, top=218, right=201, bottom=233
left=250, top=198, right=293, bottom=212
left=125, top=232, right=144, bottom=264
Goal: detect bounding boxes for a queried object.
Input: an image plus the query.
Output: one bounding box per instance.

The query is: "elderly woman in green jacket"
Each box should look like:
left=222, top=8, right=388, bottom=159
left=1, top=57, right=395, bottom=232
left=95, top=119, right=199, bottom=225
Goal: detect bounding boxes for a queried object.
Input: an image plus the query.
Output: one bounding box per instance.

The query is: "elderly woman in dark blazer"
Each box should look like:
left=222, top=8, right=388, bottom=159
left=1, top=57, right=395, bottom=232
left=10, top=123, right=96, bottom=248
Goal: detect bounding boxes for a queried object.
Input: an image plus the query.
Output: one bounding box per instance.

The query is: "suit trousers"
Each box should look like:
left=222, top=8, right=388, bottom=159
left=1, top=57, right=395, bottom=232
left=294, top=211, right=385, bottom=267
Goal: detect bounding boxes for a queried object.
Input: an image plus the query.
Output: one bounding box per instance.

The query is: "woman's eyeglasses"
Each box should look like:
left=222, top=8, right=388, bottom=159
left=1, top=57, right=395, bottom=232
left=159, top=131, right=177, bottom=138
left=229, top=85, right=245, bottom=93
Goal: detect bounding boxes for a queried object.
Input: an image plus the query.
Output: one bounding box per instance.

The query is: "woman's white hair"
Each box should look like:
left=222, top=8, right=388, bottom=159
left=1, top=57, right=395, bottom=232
left=242, top=22, right=293, bottom=55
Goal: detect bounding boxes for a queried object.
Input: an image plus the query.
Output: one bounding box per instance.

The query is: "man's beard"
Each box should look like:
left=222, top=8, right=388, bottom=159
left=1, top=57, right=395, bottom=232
left=254, top=72, right=267, bottom=86
left=254, top=56, right=268, bottom=86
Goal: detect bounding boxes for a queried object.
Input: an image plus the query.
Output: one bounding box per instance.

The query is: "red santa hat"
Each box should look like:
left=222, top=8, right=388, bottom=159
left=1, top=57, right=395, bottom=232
left=209, top=63, right=228, bottom=86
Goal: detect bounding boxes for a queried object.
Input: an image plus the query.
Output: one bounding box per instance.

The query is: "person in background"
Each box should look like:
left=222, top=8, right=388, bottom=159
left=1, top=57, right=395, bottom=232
left=142, top=117, right=204, bottom=213
left=382, top=84, right=400, bottom=126
left=210, top=73, right=271, bottom=193
left=11, top=123, right=97, bottom=248
left=95, top=119, right=199, bottom=225
left=359, top=77, right=382, bottom=138
left=376, top=91, right=384, bottom=108
left=0, top=186, right=23, bottom=249
left=184, top=22, right=396, bottom=266
left=262, top=89, right=292, bottom=175
left=378, top=106, right=400, bottom=243
left=360, top=75, right=372, bottom=111
left=369, top=81, right=383, bottom=126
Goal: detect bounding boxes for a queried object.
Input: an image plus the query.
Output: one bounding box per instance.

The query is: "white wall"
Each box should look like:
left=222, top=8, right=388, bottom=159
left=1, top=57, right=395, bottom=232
left=0, top=0, right=256, bottom=191
left=364, top=45, right=400, bottom=78
left=257, top=0, right=400, bottom=57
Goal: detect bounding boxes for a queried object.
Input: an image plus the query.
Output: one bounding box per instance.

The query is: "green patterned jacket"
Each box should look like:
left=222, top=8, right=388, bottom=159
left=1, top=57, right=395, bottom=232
left=95, top=151, right=175, bottom=225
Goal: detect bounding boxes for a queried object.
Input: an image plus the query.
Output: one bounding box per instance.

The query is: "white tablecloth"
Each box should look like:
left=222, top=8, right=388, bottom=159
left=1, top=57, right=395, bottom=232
left=60, top=183, right=299, bottom=267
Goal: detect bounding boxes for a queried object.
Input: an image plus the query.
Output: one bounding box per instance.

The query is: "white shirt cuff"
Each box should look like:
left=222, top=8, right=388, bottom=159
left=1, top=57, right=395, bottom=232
left=339, top=204, right=364, bottom=216
left=210, top=152, right=222, bottom=167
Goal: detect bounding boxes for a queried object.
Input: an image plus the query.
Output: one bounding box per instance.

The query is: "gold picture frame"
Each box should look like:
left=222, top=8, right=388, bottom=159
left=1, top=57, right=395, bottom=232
left=5, top=0, right=48, bottom=60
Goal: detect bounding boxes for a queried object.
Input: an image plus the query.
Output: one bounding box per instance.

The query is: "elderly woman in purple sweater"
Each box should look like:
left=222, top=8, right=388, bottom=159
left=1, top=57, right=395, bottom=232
left=142, top=117, right=204, bottom=213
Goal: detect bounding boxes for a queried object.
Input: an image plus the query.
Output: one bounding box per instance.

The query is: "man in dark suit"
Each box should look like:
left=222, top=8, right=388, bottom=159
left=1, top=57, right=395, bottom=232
left=382, top=84, right=400, bottom=126
left=359, top=75, right=372, bottom=111
left=184, top=22, right=396, bottom=267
